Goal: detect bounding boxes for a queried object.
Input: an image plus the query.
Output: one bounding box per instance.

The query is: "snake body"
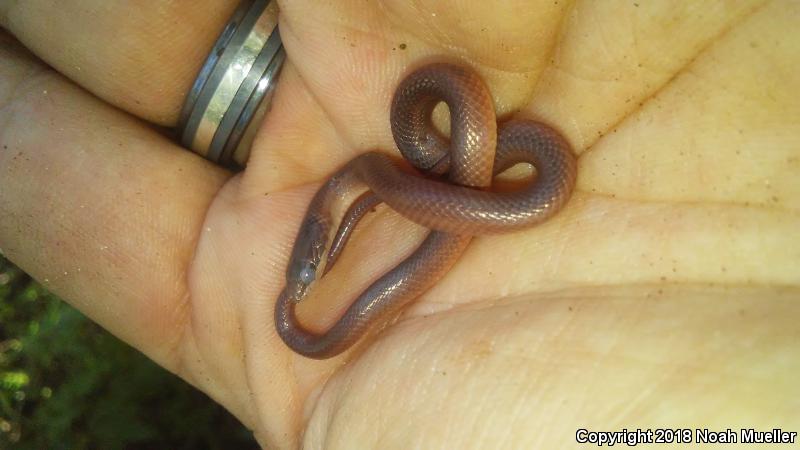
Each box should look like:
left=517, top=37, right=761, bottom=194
left=274, top=63, right=577, bottom=359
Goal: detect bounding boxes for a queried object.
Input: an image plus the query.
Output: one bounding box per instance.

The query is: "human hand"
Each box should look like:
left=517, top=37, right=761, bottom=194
left=1, top=1, right=798, bottom=448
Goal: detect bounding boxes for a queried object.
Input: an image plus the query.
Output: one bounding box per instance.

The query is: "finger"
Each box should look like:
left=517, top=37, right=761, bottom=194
left=277, top=0, right=569, bottom=153
left=0, top=0, right=260, bottom=125
left=0, top=34, right=229, bottom=382
left=526, top=0, right=768, bottom=151
left=241, top=0, right=573, bottom=194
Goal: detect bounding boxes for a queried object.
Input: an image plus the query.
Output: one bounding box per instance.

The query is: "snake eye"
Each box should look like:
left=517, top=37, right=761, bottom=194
left=299, top=265, right=316, bottom=285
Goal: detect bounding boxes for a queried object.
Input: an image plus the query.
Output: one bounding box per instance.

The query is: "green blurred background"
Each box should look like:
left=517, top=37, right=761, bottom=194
left=0, top=255, right=258, bottom=449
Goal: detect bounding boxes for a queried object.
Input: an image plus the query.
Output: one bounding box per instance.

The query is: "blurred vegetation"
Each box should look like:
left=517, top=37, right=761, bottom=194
left=0, top=255, right=258, bottom=449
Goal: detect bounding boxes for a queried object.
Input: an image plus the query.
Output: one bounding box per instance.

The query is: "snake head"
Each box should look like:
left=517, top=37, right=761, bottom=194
left=285, top=216, right=328, bottom=303
left=285, top=260, right=318, bottom=303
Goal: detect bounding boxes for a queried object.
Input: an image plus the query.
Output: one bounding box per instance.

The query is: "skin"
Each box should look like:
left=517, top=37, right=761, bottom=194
left=0, top=0, right=798, bottom=449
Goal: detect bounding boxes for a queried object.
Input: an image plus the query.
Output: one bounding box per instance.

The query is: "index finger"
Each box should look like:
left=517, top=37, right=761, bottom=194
left=0, top=0, right=245, bottom=125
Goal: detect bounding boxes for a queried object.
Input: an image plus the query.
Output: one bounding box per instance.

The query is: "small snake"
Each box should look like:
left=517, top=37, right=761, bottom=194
left=274, top=63, right=577, bottom=359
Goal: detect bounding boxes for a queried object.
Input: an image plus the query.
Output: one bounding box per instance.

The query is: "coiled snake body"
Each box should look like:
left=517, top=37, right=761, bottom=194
left=275, top=63, right=577, bottom=359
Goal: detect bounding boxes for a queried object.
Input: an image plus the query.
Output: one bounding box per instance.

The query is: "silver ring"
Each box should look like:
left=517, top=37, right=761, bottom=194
left=177, top=0, right=284, bottom=169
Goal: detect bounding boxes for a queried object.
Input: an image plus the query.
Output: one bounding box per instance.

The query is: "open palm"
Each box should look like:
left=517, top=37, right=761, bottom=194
left=0, top=1, right=797, bottom=448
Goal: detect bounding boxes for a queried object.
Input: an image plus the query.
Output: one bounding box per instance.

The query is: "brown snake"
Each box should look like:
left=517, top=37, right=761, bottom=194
left=274, top=63, right=577, bottom=359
